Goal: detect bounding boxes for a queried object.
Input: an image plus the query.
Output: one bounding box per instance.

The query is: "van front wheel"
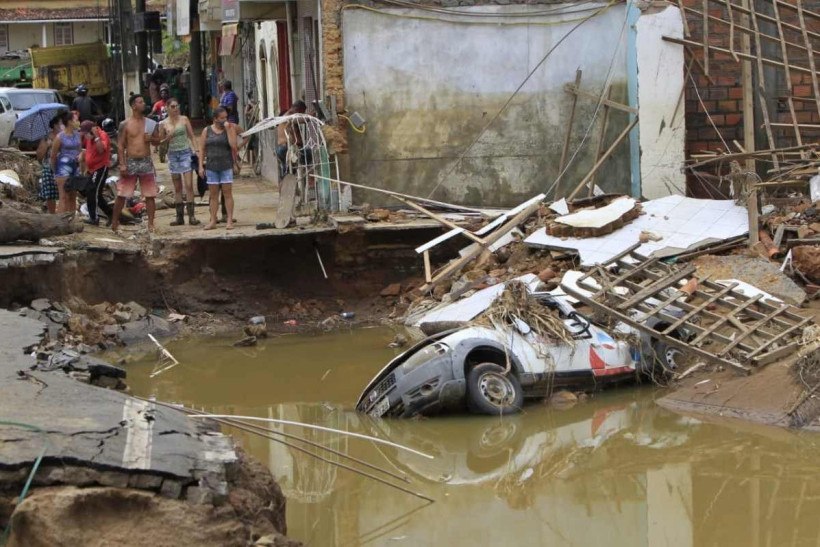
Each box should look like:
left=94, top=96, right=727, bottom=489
left=466, top=363, right=523, bottom=416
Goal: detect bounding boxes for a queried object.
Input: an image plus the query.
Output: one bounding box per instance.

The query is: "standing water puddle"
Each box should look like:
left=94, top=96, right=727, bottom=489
left=128, top=327, right=820, bottom=546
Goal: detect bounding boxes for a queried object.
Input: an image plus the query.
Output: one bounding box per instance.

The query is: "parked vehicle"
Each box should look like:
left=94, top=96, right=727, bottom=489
left=357, top=293, right=661, bottom=418
left=0, top=87, right=64, bottom=148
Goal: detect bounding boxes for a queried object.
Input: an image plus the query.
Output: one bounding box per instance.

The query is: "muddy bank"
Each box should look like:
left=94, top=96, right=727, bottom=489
left=3, top=449, right=298, bottom=547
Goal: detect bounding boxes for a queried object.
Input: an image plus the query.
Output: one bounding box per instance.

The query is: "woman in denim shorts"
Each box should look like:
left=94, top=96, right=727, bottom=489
left=36, top=115, right=63, bottom=213
left=198, top=107, right=238, bottom=230
left=160, top=97, right=200, bottom=226
left=50, top=113, right=82, bottom=214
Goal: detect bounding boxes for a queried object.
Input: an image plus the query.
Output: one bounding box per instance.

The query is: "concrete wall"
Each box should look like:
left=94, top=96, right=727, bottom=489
left=254, top=21, right=282, bottom=182
left=636, top=6, right=686, bottom=199
left=342, top=3, right=634, bottom=207
left=5, top=21, right=106, bottom=51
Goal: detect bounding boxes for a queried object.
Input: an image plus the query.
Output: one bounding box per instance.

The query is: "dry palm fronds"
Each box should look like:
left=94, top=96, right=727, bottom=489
left=480, top=281, right=574, bottom=346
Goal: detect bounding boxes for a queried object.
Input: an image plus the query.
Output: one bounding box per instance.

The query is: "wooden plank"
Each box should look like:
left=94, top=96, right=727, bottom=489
left=567, top=117, right=639, bottom=200
left=589, top=85, right=613, bottom=192
left=274, top=173, right=298, bottom=229
left=556, top=69, right=583, bottom=198
left=739, top=0, right=755, bottom=174
left=591, top=256, right=660, bottom=298
left=748, top=0, right=779, bottom=170
left=772, top=224, right=786, bottom=248
left=394, top=196, right=486, bottom=247
left=771, top=0, right=802, bottom=146
left=753, top=342, right=800, bottom=367
left=702, top=0, right=710, bottom=76
left=688, top=294, right=763, bottom=345
left=717, top=303, right=791, bottom=357
left=418, top=199, right=543, bottom=292
left=423, top=250, right=432, bottom=283
left=744, top=316, right=814, bottom=359
left=563, top=82, right=637, bottom=114
left=661, top=36, right=814, bottom=76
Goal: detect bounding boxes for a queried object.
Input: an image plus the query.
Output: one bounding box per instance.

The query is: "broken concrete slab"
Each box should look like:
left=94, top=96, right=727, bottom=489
left=526, top=195, right=748, bottom=266
left=554, top=196, right=637, bottom=229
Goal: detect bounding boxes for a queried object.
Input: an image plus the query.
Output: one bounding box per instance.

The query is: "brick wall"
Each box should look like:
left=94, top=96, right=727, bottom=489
left=681, top=0, right=820, bottom=192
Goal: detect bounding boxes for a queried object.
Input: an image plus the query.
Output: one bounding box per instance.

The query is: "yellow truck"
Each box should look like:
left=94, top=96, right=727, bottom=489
left=29, top=42, right=111, bottom=99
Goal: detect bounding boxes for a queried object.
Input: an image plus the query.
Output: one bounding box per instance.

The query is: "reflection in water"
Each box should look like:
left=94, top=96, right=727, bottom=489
left=127, top=328, right=820, bottom=546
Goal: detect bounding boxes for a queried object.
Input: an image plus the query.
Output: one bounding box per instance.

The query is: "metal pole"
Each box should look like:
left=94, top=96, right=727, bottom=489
left=189, top=29, right=203, bottom=118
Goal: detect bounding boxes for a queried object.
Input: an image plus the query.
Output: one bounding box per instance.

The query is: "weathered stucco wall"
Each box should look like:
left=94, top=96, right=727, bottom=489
left=636, top=6, right=686, bottom=199
left=341, top=3, right=632, bottom=207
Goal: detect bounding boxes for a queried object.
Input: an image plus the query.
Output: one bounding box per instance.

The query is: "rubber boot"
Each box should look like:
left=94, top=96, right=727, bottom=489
left=170, top=203, right=185, bottom=226
left=186, top=202, right=201, bottom=226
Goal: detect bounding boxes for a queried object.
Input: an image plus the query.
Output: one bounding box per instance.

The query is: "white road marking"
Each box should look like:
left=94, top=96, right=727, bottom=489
left=121, top=398, right=155, bottom=469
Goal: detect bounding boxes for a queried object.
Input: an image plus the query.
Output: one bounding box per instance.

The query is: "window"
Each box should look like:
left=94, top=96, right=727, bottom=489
left=0, top=25, right=8, bottom=53
left=54, top=23, right=73, bottom=46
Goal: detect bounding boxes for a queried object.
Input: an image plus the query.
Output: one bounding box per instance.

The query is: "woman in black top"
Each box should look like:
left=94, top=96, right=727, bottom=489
left=198, top=107, right=238, bottom=230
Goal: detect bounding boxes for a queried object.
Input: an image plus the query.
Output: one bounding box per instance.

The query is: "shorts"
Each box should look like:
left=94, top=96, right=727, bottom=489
left=205, top=169, right=233, bottom=185
left=117, top=173, right=158, bottom=198
left=39, top=165, right=58, bottom=201
left=55, top=157, right=79, bottom=179
left=168, top=148, right=192, bottom=175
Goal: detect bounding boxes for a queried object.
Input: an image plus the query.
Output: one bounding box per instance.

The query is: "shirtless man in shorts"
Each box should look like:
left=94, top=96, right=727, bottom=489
left=112, top=95, right=161, bottom=233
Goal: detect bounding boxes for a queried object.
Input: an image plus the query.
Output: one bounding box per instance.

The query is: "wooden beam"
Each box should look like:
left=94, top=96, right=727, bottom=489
left=748, top=0, right=779, bottom=170
left=394, top=196, right=487, bottom=247
left=559, top=69, right=583, bottom=182
left=740, top=0, right=755, bottom=174
left=771, top=0, right=802, bottom=146
left=567, top=117, right=639, bottom=200
left=796, top=2, right=820, bottom=119
left=662, top=36, right=815, bottom=76
left=563, top=83, right=637, bottom=113
left=589, top=85, right=614, bottom=194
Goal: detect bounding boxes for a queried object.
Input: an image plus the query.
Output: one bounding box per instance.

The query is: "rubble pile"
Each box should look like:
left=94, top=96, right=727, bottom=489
left=0, top=148, right=41, bottom=201
left=15, top=296, right=176, bottom=390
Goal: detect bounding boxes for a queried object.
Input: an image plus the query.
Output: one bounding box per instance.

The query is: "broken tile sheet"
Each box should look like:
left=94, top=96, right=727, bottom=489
left=525, top=195, right=748, bottom=266
left=555, top=197, right=636, bottom=229
left=414, top=274, right=540, bottom=328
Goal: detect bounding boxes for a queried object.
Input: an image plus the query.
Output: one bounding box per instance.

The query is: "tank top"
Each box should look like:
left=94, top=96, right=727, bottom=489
left=57, top=131, right=81, bottom=163
left=165, top=120, right=190, bottom=152
left=204, top=126, right=233, bottom=172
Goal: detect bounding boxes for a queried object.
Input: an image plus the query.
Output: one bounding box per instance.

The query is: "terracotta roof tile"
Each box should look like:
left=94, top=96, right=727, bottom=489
left=0, top=7, right=110, bottom=21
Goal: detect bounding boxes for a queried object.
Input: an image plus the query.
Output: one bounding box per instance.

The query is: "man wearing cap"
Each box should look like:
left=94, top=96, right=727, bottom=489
left=78, top=120, right=112, bottom=226
left=112, top=95, right=160, bottom=233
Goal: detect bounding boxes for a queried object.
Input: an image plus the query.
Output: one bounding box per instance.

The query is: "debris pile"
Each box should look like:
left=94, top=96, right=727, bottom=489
left=0, top=148, right=41, bottom=200
left=15, top=296, right=176, bottom=390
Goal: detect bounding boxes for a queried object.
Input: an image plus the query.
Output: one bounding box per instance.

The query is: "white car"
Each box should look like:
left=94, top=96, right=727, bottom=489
left=357, top=293, right=648, bottom=418
left=0, top=87, right=63, bottom=147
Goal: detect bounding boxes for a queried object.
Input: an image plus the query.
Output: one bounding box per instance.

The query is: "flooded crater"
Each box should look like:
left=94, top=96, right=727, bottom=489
left=127, top=327, right=820, bottom=546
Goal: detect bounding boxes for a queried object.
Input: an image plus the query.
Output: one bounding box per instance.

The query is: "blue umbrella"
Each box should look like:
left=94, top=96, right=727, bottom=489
left=13, top=103, right=68, bottom=142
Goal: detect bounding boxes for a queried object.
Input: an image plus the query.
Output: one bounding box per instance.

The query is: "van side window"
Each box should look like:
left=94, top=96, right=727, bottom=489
left=0, top=97, right=9, bottom=113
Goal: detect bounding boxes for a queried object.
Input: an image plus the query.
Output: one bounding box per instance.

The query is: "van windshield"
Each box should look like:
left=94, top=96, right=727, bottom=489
left=7, top=92, right=60, bottom=110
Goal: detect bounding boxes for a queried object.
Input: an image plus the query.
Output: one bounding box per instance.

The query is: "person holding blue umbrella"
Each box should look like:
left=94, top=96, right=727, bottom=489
left=14, top=103, right=68, bottom=143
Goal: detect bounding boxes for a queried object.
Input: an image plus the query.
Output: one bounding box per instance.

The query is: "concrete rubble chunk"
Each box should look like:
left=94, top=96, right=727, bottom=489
left=97, top=471, right=130, bottom=488
left=380, top=283, right=402, bottom=297
left=185, top=486, right=214, bottom=505
left=112, top=310, right=132, bottom=324
left=30, top=298, right=51, bottom=312
left=88, top=362, right=127, bottom=380
left=124, top=301, right=147, bottom=319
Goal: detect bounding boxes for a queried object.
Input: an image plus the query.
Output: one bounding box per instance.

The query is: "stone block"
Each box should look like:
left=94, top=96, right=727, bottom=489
left=185, top=486, right=214, bottom=505
left=97, top=471, right=130, bottom=488
left=128, top=474, right=163, bottom=490
left=31, top=298, right=52, bottom=311
left=160, top=479, right=183, bottom=499
left=112, top=310, right=132, bottom=324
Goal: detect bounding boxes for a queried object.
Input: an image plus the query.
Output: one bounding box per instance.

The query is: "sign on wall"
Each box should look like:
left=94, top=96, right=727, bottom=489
left=222, top=0, right=239, bottom=23
left=177, top=0, right=190, bottom=36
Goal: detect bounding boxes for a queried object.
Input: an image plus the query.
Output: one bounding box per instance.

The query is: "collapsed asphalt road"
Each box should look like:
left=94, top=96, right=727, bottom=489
left=0, top=309, right=297, bottom=546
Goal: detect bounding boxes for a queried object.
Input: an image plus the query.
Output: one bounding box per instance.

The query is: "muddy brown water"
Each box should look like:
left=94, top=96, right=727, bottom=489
left=128, top=328, right=820, bottom=546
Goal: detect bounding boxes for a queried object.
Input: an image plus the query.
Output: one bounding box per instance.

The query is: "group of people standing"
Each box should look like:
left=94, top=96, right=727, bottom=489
left=36, top=83, right=243, bottom=233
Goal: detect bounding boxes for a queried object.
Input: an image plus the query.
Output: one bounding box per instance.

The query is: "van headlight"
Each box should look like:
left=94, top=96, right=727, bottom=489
left=401, top=342, right=449, bottom=373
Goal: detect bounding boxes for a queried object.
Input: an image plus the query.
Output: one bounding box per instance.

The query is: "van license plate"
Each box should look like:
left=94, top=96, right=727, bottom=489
left=370, top=397, right=390, bottom=418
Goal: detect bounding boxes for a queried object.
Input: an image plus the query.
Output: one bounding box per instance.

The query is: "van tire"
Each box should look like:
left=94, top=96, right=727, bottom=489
left=466, top=363, right=523, bottom=416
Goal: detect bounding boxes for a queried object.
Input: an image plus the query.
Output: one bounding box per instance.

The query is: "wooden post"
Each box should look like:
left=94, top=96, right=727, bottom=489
left=423, top=251, right=432, bottom=283
left=741, top=0, right=758, bottom=247
left=589, top=85, right=613, bottom=194
left=555, top=69, right=583, bottom=197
